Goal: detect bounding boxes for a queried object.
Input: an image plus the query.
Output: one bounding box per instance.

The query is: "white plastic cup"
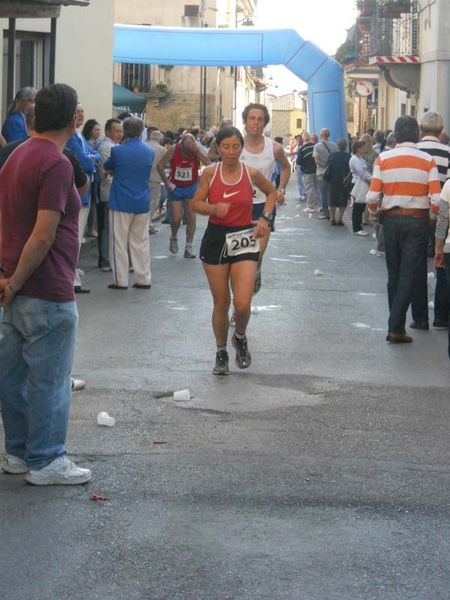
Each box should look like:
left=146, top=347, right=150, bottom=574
left=173, top=389, right=190, bottom=401
left=97, top=411, right=115, bottom=427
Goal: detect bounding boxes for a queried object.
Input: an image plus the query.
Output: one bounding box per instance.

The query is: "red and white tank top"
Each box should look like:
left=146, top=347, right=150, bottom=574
left=170, top=143, right=200, bottom=187
left=208, top=162, right=254, bottom=227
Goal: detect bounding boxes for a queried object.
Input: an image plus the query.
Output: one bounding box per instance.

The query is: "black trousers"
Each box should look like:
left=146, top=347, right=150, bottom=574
left=352, top=203, right=365, bottom=232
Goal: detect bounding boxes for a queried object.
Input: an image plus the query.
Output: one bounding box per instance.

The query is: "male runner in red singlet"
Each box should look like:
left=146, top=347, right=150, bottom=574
left=160, top=132, right=210, bottom=258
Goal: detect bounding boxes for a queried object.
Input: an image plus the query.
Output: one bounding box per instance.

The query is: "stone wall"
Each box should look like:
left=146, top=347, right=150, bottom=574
left=145, top=93, right=216, bottom=132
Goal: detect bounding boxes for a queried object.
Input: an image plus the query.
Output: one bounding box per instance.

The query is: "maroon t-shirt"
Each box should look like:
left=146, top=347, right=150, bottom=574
left=0, top=137, right=80, bottom=302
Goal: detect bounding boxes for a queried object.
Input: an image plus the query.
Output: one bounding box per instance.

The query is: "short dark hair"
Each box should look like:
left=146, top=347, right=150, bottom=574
left=117, top=111, right=132, bottom=121
left=352, top=140, right=365, bottom=154
left=242, top=103, right=270, bottom=126
left=215, top=126, right=244, bottom=147
left=34, top=83, right=77, bottom=133
left=394, top=116, right=420, bottom=144
left=82, top=118, right=99, bottom=140
left=123, top=116, right=144, bottom=139
left=105, top=118, right=122, bottom=135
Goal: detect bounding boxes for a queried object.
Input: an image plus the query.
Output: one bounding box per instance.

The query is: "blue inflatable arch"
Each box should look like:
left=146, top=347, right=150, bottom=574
left=113, top=25, right=347, bottom=141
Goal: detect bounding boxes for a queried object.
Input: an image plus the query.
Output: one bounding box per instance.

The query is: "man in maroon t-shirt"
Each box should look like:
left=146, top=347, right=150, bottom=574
left=0, top=83, right=92, bottom=486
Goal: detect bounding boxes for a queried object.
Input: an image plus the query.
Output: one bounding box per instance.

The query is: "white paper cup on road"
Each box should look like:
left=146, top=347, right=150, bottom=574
left=173, top=389, right=190, bottom=401
left=97, top=411, right=115, bottom=427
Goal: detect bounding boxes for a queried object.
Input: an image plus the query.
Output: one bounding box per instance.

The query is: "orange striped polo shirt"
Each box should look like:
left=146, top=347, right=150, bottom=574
left=366, top=142, right=441, bottom=214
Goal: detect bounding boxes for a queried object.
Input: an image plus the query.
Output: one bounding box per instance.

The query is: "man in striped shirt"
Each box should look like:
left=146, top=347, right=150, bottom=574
left=367, top=116, right=441, bottom=343
left=411, top=111, right=450, bottom=330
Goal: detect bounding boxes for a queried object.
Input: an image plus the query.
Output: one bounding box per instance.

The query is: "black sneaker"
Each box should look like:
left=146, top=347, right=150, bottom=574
left=213, top=350, right=229, bottom=375
left=232, top=334, right=252, bottom=369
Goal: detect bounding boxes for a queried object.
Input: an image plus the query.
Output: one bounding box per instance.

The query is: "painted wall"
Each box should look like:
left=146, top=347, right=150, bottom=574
left=0, top=0, right=113, bottom=127
left=55, top=0, right=114, bottom=127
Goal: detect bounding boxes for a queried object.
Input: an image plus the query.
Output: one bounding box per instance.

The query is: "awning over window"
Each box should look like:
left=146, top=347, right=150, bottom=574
left=0, top=0, right=90, bottom=18
left=113, top=82, right=147, bottom=115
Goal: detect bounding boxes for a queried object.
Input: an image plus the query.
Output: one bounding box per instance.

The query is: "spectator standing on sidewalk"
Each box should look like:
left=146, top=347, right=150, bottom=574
left=367, top=116, right=441, bottom=344
left=0, top=83, right=92, bottom=485
left=313, top=128, right=337, bottom=220
left=297, top=132, right=320, bottom=213
left=410, top=111, right=450, bottom=331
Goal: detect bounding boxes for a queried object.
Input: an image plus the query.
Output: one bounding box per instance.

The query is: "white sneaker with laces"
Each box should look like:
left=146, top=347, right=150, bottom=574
left=354, top=230, right=369, bottom=237
left=1, top=454, right=28, bottom=474
left=25, top=455, right=92, bottom=486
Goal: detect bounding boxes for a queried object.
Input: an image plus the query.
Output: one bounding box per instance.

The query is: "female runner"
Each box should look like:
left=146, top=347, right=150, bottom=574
left=192, top=127, right=277, bottom=375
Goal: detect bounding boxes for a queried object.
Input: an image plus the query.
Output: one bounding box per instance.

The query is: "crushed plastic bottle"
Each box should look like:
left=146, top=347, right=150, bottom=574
left=96, top=411, right=115, bottom=427
left=313, top=269, right=324, bottom=276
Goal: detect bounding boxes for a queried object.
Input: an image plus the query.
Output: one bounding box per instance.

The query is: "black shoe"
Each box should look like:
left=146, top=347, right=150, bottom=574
left=108, top=284, right=128, bottom=290
left=232, top=333, right=252, bottom=369
left=132, top=283, right=151, bottom=289
left=409, top=321, right=429, bottom=330
left=74, top=285, right=90, bottom=294
left=213, top=350, right=229, bottom=376
left=433, top=319, right=449, bottom=329
left=331, top=219, right=337, bottom=226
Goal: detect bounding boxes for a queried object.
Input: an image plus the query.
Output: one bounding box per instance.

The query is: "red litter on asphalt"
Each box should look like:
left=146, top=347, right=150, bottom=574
left=90, top=494, right=110, bottom=502
left=152, top=439, right=167, bottom=445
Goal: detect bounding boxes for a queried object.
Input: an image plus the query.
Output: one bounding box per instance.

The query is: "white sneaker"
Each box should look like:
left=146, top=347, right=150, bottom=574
left=303, top=207, right=315, bottom=212
left=25, top=456, right=92, bottom=486
left=1, top=454, right=28, bottom=474
left=354, top=230, right=369, bottom=237
left=71, top=377, right=85, bottom=392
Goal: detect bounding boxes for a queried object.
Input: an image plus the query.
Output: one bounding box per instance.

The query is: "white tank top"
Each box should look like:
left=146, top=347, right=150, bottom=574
left=240, top=136, right=276, bottom=204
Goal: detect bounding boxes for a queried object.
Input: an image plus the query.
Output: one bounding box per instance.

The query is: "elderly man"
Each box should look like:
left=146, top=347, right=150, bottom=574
left=66, top=104, right=99, bottom=293
left=96, top=118, right=123, bottom=270
left=0, top=83, right=92, bottom=485
left=410, top=111, right=450, bottom=330
left=313, top=128, right=337, bottom=219
left=105, top=116, right=154, bottom=290
left=367, top=116, right=441, bottom=343
left=146, top=129, right=166, bottom=232
left=297, top=132, right=320, bottom=212
left=161, top=132, right=210, bottom=259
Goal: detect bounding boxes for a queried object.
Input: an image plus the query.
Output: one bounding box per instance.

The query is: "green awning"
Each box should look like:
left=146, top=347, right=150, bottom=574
left=112, top=82, right=147, bottom=115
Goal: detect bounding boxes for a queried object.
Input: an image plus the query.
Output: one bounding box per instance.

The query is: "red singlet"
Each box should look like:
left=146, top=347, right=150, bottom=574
left=208, top=162, right=254, bottom=227
left=170, top=143, right=200, bottom=187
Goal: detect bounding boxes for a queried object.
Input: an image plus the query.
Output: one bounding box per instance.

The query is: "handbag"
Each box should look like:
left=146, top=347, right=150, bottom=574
left=343, top=171, right=352, bottom=188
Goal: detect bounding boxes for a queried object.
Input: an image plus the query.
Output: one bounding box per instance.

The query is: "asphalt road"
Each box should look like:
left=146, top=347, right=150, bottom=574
left=1, top=179, right=449, bottom=600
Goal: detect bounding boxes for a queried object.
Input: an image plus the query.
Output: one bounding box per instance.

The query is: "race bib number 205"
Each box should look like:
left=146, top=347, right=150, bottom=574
left=225, top=228, right=260, bottom=257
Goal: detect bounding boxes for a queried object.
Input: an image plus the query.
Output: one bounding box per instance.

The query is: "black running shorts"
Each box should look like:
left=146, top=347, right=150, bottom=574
left=200, top=223, right=261, bottom=265
left=252, top=203, right=276, bottom=232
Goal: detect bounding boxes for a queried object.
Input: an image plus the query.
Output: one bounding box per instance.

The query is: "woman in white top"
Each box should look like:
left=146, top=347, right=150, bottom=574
left=349, top=140, right=371, bottom=236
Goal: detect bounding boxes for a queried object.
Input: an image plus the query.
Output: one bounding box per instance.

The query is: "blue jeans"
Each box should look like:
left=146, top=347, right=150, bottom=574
left=383, top=213, right=429, bottom=333
left=296, top=168, right=305, bottom=198
left=0, top=296, right=78, bottom=468
left=434, top=266, right=449, bottom=324
left=444, top=255, right=450, bottom=359
left=317, top=176, right=329, bottom=214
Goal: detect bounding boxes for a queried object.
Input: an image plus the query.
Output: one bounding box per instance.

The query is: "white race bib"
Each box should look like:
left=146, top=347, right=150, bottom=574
left=225, top=228, right=260, bottom=257
left=252, top=186, right=266, bottom=205
left=174, top=166, right=193, bottom=182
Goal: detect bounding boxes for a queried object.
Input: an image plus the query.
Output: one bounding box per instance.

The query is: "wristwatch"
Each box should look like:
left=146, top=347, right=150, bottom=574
left=261, top=211, right=272, bottom=222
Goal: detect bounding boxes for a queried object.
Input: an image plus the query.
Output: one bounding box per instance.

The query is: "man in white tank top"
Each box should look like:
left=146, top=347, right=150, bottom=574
left=240, top=103, right=291, bottom=293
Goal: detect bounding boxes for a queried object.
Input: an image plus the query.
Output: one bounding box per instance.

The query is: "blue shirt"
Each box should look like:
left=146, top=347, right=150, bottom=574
left=105, top=139, right=154, bottom=214
left=2, top=112, right=27, bottom=143
left=66, top=132, right=96, bottom=206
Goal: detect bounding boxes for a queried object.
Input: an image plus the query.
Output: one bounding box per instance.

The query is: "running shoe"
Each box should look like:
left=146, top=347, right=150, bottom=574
left=184, top=247, right=196, bottom=259
left=254, top=269, right=262, bottom=295
left=25, top=456, right=92, bottom=486
left=232, top=333, right=252, bottom=369
left=1, top=454, right=27, bottom=474
left=213, top=350, right=230, bottom=376
left=169, top=237, right=179, bottom=254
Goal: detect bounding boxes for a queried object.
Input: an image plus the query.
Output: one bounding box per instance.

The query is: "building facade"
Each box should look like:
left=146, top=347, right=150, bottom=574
left=0, top=0, right=114, bottom=128
left=270, top=92, right=307, bottom=143
left=341, top=0, right=450, bottom=134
